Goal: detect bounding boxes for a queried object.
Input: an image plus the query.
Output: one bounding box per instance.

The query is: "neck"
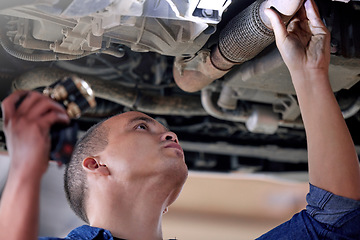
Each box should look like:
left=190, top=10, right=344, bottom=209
left=96, top=203, right=164, bottom=240
left=87, top=179, right=170, bottom=240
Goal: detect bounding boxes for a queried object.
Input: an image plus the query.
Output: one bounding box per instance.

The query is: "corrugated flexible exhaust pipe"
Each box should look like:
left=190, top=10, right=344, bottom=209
left=173, top=0, right=304, bottom=93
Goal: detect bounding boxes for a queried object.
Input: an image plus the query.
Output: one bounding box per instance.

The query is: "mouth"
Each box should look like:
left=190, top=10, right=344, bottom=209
left=164, top=142, right=184, bottom=153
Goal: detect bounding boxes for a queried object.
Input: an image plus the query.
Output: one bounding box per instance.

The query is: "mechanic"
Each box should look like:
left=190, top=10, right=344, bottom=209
left=1, top=0, right=360, bottom=239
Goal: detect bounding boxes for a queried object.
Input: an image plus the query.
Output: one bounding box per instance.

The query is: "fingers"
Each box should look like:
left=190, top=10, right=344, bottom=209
left=304, top=0, right=327, bottom=32
left=264, top=8, right=288, bottom=45
left=40, top=110, right=70, bottom=130
left=1, top=91, right=29, bottom=125
left=16, top=91, right=47, bottom=117
left=304, top=0, right=321, bottom=22
left=2, top=91, right=70, bottom=128
left=15, top=91, right=68, bottom=119
left=25, top=94, right=68, bottom=122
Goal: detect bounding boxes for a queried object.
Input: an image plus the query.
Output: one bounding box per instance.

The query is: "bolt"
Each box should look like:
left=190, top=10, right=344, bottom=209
left=18, top=37, right=25, bottom=46
left=201, top=9, right=213, bottom=18
left=61, top=28, right=69, bottom=37
left=118, top=46, right=124, bottom=53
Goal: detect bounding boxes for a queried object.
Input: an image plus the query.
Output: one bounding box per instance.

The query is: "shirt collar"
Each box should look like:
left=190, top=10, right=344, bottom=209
left=66, top=225, right=114, bottom=240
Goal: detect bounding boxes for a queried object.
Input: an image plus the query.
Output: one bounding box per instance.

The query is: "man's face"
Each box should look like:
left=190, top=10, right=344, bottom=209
left=101, top=111, right=188, bottom=190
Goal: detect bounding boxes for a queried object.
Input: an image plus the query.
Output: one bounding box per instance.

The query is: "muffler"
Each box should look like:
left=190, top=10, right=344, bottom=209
left=174, top=0, right=304, bottom=93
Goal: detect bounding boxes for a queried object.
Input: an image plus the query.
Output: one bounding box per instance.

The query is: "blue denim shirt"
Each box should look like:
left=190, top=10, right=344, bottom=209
left=40, top=184, right=360, bottom=240
left=39, top=225, right=115, bottom=240
left=257, top=184, right=360, bottom=239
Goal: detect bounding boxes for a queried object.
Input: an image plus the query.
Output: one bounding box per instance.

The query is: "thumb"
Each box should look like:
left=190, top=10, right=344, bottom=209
left=264, top=8, right=288, bottom=44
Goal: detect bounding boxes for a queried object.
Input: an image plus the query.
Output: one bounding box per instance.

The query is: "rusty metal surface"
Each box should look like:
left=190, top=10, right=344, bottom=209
left=13, top=67, right=207, bottom=116
left=223, top=47, right=360, bottom=94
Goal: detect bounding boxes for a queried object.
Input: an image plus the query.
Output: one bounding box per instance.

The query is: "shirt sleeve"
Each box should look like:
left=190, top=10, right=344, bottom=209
left=306, top=183, right=360, bottom=227
left=256, top=183, right=360, bottom=239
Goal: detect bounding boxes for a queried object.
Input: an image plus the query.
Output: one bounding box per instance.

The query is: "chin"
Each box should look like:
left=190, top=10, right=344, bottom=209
left=165, top=158, right=188, bottom=184
left=157, top=161, right=188, bottom=207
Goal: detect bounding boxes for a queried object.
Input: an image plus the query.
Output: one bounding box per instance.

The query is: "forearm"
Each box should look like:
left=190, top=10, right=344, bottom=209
left=292, top=70, right=360, bottom=200
left=0, top=91, right=69, bottom=239
left=0, top=166, right=42, bottom=240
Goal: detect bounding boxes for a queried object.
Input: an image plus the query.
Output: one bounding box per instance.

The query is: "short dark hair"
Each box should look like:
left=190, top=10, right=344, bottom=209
left=64, top=120, right=109, bottom=223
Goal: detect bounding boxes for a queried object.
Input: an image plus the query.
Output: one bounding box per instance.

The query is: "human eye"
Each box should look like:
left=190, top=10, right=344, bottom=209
left=135, top=123, right=148, bottom=130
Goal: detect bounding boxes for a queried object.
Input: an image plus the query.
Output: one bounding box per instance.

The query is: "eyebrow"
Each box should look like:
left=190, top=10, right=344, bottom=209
left=127, top=116, right=169, bottom=131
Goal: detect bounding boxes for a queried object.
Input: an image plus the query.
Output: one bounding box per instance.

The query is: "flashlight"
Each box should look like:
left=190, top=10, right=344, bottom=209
left=15, top=76, right=96, bottom=164
left=43, top=76, right=96, bottom=164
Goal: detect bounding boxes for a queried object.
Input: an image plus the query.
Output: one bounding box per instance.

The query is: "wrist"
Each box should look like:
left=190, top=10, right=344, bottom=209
left=290, top=69, right=332, bottom=99
left=8, top=168, right=44, bottom=186
left=290, top=68, right=329, bottom=85
left=290, top=67, right=329, bottom=79
left=8, top=156, right=47, bottom=184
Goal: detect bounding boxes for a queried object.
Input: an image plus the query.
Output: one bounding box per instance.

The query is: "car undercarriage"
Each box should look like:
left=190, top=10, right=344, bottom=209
left=0, top=0, right=359, bottom=175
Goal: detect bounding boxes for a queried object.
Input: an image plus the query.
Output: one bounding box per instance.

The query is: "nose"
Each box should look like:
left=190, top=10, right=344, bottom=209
left=161, top=131, right=179, bottom=143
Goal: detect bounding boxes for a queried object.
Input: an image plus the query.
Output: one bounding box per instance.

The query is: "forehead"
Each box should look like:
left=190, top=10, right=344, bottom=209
left=104, top=111, right=166, bottom=131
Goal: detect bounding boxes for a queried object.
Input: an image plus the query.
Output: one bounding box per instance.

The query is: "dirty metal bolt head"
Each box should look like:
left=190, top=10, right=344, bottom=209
left=202, top=9, right=214, bottom=17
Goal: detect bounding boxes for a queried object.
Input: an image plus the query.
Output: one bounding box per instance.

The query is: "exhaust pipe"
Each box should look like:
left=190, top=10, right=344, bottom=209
left=174, top=0, right=304, bottom=93
left=13, top=68, right=207, bottom=117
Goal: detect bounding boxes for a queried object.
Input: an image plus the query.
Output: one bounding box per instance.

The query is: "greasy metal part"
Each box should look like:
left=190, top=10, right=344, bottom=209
left=173, top=50, right=230, bottom=93
left=224, top=47, right=360, bottom=95
left=230, top=88, right=280, bottom=105
left=1, top=16, right=127, bottom=60
left=173, top=0, right=303, bottom=93
left=99, top=48, right=125, bottom=58
left=0, top=0, right=227, bottom=58
left=245, top=105, right=279, bottom=134
left=278, top=119, right=304, bottom=129
left=56, top=17, right=103, bottom=54
left=0, top=1, right=36, bottom=10
left=219, top=0, right=303, bottom=63
left=217, top=84, right=301, bottom=121
left=13, top=68, right=207, bottom=117
left=223, top=85, right=301, bottom=121
left=201, top=87, right=248, bottom=123
left=273, top=94, right=301, bottom=121
left=259, top=0, right=304, bottom=27
left=201, top=86, right=304, bottom=132
left=0, top=23, right=94, bottom=61
left=342, top=97, right=360, bottom=119
left=59, top=0, right=114, bottom=18
left=218, top=0, right=274, bottom=64
left=210, top=44, right=237, bottom=71
left=180, top=141, right=309, bottom=163
left=217, top=85, right=238, bottom=110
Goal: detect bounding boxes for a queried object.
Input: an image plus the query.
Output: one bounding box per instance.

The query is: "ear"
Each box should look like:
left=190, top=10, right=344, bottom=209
left=82, top=157, right=110, bottom=176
